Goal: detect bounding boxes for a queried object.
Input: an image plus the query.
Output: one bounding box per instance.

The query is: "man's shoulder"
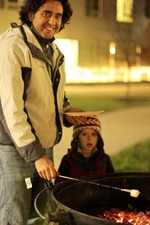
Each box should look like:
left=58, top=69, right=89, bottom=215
left=0, top=25, right=23, bottom=45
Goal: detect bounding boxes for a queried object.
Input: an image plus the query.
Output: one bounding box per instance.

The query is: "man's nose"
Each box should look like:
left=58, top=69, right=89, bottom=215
left=48, top=15, right=56, bottom=25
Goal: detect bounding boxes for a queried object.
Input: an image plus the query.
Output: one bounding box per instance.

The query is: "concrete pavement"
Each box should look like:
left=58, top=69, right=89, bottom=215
left=54, top=105, right=150, bottom=170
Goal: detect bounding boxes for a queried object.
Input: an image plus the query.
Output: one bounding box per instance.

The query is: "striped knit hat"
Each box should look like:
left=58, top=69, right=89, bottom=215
left=73, top=116, right=101, bottom=139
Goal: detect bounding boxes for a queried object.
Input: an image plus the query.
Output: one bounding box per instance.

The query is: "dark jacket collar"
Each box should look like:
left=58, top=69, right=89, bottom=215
left=30, top=25, right=55, bottom=46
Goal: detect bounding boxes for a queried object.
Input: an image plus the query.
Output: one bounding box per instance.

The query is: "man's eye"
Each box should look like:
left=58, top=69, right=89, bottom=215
left=43, top=12, right=51, bottom=17
left=56, top=14, right=62, bottom=19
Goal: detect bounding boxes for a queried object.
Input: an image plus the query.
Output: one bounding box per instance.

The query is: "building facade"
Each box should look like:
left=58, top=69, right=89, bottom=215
left=0, top=0, right=150, bottom=82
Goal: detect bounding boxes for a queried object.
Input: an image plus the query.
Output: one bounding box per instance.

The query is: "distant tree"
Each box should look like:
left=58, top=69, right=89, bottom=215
left=141, top=22, right=150, bottom=65
left=103, top=0, right=149, bottom=97
left=139, top=0, right=150, bottom=65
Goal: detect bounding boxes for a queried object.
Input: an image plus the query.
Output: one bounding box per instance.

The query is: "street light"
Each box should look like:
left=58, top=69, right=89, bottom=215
left=109, top=42, right=116, bottom=68
left=136, top=45, right=141, bottom=66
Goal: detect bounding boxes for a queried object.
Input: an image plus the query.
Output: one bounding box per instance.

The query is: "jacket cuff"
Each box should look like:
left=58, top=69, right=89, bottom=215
left=17, top=139, right=46, bottom=162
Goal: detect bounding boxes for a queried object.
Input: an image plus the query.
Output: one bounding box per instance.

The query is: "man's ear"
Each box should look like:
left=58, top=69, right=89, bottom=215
left=28, top=12, right=34, bottom=22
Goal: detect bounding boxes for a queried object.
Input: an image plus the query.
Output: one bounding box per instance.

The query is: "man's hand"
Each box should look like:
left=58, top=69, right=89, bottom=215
left=35, top=155, right=57, bottom=180
left=65, top=108, right=86, bottom=124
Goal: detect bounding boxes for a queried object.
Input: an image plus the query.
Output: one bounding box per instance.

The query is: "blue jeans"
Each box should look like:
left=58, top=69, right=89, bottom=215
left=0, top=144, right=53, bottom=225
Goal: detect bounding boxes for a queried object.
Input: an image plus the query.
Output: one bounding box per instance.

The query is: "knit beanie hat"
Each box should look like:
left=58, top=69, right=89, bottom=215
left=73, top=116, right=101, bottom=139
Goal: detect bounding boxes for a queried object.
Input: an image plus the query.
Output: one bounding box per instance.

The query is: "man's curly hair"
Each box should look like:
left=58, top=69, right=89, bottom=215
left=19, top=0, right=73, bottom=31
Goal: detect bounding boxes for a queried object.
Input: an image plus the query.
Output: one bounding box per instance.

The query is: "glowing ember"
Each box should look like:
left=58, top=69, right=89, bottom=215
left=97, top=208, right=150, bottom=224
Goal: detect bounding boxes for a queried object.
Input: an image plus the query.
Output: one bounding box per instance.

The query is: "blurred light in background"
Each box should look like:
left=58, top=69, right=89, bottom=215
left=116, top=0, right=133, bottom=23
left=55, top=39, right=78, bottom=82
left=55, top=39, right=150, bottom=83
left=110, top=42, right=116, bottom=55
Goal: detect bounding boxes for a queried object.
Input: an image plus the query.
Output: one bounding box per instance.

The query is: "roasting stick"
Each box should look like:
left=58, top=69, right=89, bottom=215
left=59, top=175, right=140, bottom=198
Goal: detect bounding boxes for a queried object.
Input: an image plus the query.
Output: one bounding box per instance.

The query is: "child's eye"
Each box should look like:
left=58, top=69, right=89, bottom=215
left=93, top=133, right=98, bottom=136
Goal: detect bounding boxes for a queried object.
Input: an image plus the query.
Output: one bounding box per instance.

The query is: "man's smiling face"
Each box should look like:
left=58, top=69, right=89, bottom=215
left=28, top=0, right=63, bottom=39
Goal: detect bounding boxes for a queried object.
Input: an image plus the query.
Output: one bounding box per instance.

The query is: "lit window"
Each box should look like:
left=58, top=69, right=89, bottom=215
left=8, top=0, right=18, bottom=2
left=116, top=0, right=133, bottom=23
left=0, top=0, right=4, bottom=8
left=4, top=0, right=19, bottom=9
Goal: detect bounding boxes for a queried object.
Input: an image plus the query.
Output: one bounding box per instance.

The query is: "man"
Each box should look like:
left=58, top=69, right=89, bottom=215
left=0, top=0, right=83, bottom=224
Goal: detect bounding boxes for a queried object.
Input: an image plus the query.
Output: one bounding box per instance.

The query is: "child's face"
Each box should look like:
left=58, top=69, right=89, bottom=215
left=78, top=128, right=99, bottom=157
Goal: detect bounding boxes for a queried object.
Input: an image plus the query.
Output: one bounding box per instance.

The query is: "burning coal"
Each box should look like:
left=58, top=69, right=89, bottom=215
left=97, top=208, right=150, bottom=224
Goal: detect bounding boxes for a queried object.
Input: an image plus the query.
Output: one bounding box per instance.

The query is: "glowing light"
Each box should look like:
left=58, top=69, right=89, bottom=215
left=55, top=39, right=150, bottom=83
left=116, top=0, right=133, bottom=23
left=110, top=42, right=116, bottom=55
left=54, top=39, right=78, bottom=82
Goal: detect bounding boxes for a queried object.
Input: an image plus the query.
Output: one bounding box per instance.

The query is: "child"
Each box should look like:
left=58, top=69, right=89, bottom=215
left=55, top=116, right=115, bottom=183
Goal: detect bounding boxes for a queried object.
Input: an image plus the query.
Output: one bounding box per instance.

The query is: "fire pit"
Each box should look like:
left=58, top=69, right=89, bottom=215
left=51, top=172, right=150, bottom=225
left=102, top=207, right=150, bottom=224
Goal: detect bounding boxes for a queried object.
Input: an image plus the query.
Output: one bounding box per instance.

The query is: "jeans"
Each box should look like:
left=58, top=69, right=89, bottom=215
left=0, top=144, right=54, bottom=225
